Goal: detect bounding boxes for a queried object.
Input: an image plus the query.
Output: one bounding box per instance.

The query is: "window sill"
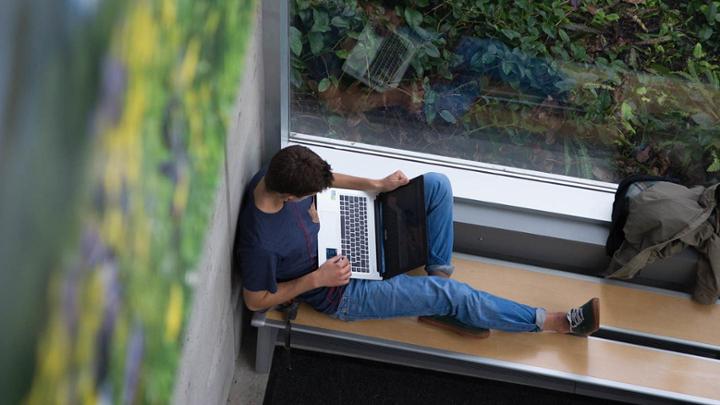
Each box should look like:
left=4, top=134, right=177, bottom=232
left=289, top=134, right=615, bottom=231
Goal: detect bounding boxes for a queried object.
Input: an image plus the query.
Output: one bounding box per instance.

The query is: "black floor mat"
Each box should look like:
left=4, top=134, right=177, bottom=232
left=263, top=347, right=627, bottom=405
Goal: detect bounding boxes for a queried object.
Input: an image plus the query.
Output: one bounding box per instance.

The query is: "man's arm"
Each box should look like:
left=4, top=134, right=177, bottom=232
left=243, top=272, right=318, bottom=312
left=243, top=255, right=352, bottom=311
left=332, top=170, right=409, bottom=192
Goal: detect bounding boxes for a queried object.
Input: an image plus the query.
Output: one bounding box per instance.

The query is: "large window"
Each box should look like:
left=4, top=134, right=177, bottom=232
left=288, top=0, right=720, bottom=186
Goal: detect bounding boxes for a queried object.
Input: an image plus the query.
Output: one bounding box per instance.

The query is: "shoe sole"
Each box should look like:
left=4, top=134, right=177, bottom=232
left=418, top=316, right=490, bottom=339
left=590, top=297, right=600, bottom=334
left=572, top=297, right=600, bottom=337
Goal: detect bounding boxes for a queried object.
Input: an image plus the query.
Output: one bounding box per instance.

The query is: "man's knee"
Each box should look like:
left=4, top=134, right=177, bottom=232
left=430, top=278, right=475, bottom=314
left=427, top=276, right=468, bottom=296
left=424, top=172, right=452, bottom=195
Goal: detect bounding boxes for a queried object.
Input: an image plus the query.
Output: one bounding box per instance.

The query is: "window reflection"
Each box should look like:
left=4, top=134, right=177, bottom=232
left=290, top=1, right=720, bottom=185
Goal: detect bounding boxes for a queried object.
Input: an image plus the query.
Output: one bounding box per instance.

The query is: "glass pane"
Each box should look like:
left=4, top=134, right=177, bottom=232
left=289, top=1, right=720, bottom=185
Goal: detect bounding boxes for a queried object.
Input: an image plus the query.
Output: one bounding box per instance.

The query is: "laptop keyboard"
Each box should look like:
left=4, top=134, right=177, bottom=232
left=339, top=195, right=370, bottom=273
left=366, top=32, right=409, bottom=88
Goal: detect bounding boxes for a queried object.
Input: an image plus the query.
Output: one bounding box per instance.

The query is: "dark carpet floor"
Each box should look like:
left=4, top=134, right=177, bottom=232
left=263, top=347, right=628, bottom=405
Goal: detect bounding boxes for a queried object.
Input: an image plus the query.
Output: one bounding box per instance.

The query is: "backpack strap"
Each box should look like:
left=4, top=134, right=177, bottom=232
left=276, top=300, right=300, bottom=371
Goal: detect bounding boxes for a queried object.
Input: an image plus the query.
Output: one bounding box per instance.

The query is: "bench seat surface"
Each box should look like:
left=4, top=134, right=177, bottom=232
left=267, top=257, right=720, bottom=400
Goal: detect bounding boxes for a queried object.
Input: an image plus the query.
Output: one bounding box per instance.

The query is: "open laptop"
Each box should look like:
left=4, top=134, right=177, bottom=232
left=316, top=176, right=427, bottom=280
left=341, top=24, right=418, bottom=93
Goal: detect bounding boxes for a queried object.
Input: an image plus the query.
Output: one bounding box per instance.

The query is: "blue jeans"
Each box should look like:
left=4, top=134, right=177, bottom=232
left=332, top=173, right=546, bottom=332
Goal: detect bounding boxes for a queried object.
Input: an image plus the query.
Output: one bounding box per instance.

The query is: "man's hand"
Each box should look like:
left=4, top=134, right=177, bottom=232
left=314, top=256, right=352, bottom=287
left=376, top=170, right=409, bottom=193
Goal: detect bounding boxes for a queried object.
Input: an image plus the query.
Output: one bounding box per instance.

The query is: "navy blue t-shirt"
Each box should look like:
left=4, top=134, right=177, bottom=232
left=236, top=168, right=345, bottom=314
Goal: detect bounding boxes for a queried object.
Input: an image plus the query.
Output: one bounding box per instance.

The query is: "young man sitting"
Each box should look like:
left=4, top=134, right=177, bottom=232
left=236, top=145, right=600, bottom=337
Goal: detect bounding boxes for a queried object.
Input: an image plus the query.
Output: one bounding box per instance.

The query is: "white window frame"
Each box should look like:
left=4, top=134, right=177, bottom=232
left=287, top=134, right=615, bottom=223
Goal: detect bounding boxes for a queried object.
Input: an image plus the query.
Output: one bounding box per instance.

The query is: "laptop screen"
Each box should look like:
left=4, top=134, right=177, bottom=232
left=379, top=176, right=427, bottom=277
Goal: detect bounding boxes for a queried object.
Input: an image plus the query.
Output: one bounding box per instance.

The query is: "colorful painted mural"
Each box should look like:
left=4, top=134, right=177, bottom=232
left=0, top=0, right=255, bottom=403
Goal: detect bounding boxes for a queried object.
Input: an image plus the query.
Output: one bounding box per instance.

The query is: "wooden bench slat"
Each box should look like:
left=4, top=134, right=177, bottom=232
left=266, top=256, right=720, bottom=400
left=269, top=305, right=720, bottom=400
left=450, top=257, right=720, bottom=347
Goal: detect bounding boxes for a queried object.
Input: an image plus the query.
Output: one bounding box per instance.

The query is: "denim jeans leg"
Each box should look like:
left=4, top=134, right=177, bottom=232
left=423, top=173, right=454, bottom=276
left=334, top=275, right=542, bottom=332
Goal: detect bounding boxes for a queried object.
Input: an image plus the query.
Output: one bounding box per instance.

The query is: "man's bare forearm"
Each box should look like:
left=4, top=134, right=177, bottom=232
left=244, top=271, right=318, bottom=311
left=332, top=172, right=380, bottom=192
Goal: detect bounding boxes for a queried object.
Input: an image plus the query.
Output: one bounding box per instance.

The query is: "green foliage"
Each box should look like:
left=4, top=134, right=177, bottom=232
left=290, top=0, right=720, bottom=184
left=709, top=152, right=720, bottom=172
left=289, top=26, right=303, bottom=56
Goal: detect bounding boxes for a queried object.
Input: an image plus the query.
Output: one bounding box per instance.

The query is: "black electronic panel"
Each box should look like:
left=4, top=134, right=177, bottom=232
left=378, top=176, right=427, bottom=278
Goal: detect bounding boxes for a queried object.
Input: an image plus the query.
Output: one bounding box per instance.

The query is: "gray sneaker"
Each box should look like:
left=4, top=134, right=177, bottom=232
left=567, top=298, right=600, bottom=337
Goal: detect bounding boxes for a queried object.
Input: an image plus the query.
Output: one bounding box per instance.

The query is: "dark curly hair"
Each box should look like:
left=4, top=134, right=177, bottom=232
left=265, top=145, right=334, bottom=196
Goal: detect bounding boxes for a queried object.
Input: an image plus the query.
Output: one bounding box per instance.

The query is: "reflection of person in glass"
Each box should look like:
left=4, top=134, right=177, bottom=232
left=236, top=145, right=600, bottom=337
left=303, top=2, right=568, bottom=125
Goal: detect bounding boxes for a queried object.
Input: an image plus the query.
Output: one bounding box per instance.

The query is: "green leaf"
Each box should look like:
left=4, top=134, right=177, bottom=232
left=289, top=26, right=303, bottom=56
left=439, top=110, right=457, bottom=124
left=318, top=78, right=331, bottom=92
left=290, top=68, right=303, bottom=89
left=311, top=10, right=330, bottom=33
left=308, top=32, right=324, bottom=55
left=331, top=16, right=349, bottom=29
left=699, top=27, right=714, bottom=41
left=335, top=49, right=349, bottom=59
left=688, top=58, right=699, bottom=78
left=404, top=8, right=423, bottom=27
left=414, top=25, right=431, bottom=38
left=693, top=43, right=704, bottom=59
left=708, top=153, right=720, bottom=172
left=559, top=29, right=570, bottom=43
left=542, top=25, right=556, bottom=39
left=424, top=43, right=440, bottom=58
left=481, top=52, right=496, bottom=64
left=295, top=0, right=310, bottom=11
left=707, top=2, right=718, bottom=24
left=501, top=61, right=512, bottom=75
left=570, top=43, right=586, bottom=60
left=469, top=51, right=481, bottom=67
left=501, top=29, right=520, bottom=40
left=411, top=58, right=424, bottom=76
left=621, top=101, right=634, bottom=121
left=416, top=0, right=429, bottom=6
left=425, top=108, right=436, bottom=124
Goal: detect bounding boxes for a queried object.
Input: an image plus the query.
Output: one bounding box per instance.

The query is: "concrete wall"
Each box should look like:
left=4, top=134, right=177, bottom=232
left=173, top=4, right=267, bottom=403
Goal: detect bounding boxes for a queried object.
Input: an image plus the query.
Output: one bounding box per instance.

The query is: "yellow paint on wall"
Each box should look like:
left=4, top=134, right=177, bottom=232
left=164, top=283, right=184, bottom=343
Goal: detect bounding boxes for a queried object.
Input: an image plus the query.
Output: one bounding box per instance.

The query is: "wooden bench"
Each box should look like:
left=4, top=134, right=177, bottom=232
left=252, top=254, right=720, bottom=404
